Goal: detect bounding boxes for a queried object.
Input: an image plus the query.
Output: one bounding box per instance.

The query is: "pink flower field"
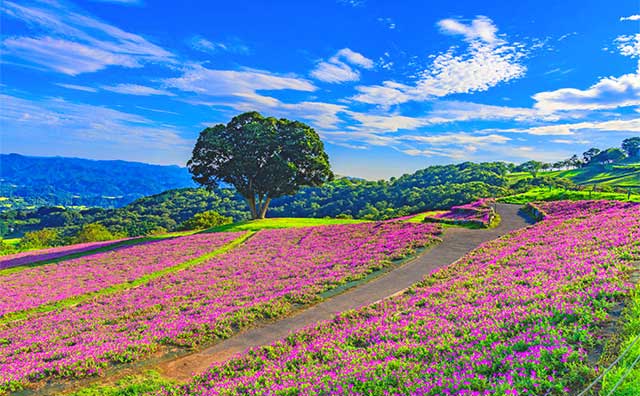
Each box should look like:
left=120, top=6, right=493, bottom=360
left=0, top=222, right=441, bottom=391
left=0, top=239, right=130, bottom=270
left=170, top=201, right=640, bottom=396
left=423, top=198, right=496, bottom=227
left=0, top=232, right=245, bottom=316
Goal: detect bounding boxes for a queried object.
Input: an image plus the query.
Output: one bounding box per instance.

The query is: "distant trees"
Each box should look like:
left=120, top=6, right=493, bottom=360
left=19, top=228, right=60, bottom=249
left=179, top=211, right=232, bottom=230
left=515, top=161, right=543, bottom=177
left=188, top=112, right=333, bottom=219
left=74, top=223, right=116, bottom=243
left=591, top=148, right=626, bottom=165
left=583, top=148, right=601, bottom=165
left=622, top=137, right=640, bottom=157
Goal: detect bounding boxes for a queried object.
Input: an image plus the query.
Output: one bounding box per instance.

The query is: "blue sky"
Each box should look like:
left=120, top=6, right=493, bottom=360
left=1, top=0, right=639, bottom=179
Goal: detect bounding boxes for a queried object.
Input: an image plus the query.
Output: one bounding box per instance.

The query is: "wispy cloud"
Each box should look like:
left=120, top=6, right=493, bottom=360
left=2, top=0, right=172, bottom=75
left=164, top=64, right=316, bottom=96
left=188, top=35, right=250, bottom=55
left=438, top=15, right=498, bottom=43
left=533, top=72, right=640, bottom=112
left=352, top=16, right=527, bottom=105
left=377, top=17, right=396, bottom=30
left=620, top=15, right=640, bottom=21
left=55, top=83, right=98, bottom=92
left=102, top=83, right=176, bottom=96
left=1, top=93, right=190, bottom=156
left=311, top=48, right=374, bottom=83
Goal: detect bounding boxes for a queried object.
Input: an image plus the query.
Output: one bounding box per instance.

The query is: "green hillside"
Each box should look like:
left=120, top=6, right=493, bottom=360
left=548, top=160, right=640, bottom=187
left=508, top=159, right=640, bottom=188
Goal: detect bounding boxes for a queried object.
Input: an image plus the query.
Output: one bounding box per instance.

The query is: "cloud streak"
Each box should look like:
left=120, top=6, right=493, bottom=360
left=2, top=0, right=172, bottom=75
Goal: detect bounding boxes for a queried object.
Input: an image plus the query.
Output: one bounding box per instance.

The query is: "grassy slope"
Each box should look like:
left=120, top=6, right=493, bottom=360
left=600, top=281, right=640, bottom=395
left=205, top=217, right=369, bottom=233
left=499, top=187, right=640, bottom=205
left=507, top=160, right=640, bottom=188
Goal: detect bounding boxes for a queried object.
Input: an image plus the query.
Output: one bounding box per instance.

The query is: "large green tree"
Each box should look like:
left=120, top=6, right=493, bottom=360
left=622, top=137, right=640, bottom=157
left=188, top=112, right=333, bottom=219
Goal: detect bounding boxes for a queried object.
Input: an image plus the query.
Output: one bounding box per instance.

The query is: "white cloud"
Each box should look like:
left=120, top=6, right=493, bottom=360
left=310, top=48, right=373, bottom=83
left=437, top=15, right=498, bottom=43
left=102, top=83, right=176, bottom=96
left=620, top=15, right=640, bottom=21
left=615, top=34, right=640, bottom=58
left=188, top=92, right=346, bottom=130
left=496, top=118, right=640, bottom=135
left=399, top=133, right=511, bottom=145
left=533, top=72, right=640, bottom=112
left=345, top=112, right=431, bottom=132
left=55, top=83, right=98, bottom=92
left=188, top=35, right=250, bottom=55
left=352, top=16, right=526, bottom=105
left=2, top=0, right=172, bottom=75
left=165, top=64, right=316, bottom=95
left=311, top=61, right=360, bottom=83
left=0, top=94, right=189, bottom=151
left=377, top=17, right=396, bottom=30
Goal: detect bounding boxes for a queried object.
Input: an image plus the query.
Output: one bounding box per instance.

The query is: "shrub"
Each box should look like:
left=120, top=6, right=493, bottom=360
left=179, top=211, right=232, bottom=231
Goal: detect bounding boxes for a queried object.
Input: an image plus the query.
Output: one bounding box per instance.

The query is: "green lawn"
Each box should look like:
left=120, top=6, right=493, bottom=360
left=2, top=238, right=21, bottom=246
left=205, top=217, right=370, bottom=233
left=499, top=187, right=640, bottom=205
left=404, top=211, right=446, bottom=223
left=509, top=160, right=640, bottom=188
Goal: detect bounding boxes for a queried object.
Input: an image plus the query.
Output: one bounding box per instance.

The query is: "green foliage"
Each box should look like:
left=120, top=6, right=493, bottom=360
left=74, top=223, right=117, bottom=243
left=179, top=210, right=232, bottom=231
left=592, top=148, right=627, bottom=165
left=498, top=187, right=640, bottom=205
left=514, top=160, right=543, bottom=177
left=188, top=112, right=333, bottom=219
left=69, top=370, right=177, bottom=396
left=621, top=137, right=640, bottom=158
left=18, top=228, right=60, bottom=249
left=1, top=162, right=514, bottom=239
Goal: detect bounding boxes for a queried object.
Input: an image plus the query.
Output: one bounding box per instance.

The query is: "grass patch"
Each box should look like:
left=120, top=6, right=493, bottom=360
left=404, top=211, right=446, bottom=223
left=204, top=217, right=369, bottom=233
left=499, top=188, right=640, bottom=205
left=0, top=232, right=253, bottom=325
left=67, top=370, right=177, bottom=396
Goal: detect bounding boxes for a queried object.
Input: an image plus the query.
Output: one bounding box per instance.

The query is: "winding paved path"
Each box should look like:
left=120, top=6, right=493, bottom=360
left=157, top=203, right=533, bottom=381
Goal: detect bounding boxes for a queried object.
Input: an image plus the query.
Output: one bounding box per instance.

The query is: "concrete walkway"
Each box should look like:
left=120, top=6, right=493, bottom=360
left=157, top=203, right=532, bottom=381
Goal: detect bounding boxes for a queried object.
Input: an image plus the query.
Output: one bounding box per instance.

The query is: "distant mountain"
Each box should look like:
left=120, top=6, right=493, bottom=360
left=0, top=154, right=195, bottom=210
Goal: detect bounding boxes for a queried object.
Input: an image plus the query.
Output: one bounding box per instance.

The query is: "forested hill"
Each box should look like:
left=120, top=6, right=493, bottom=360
left=3, top=162, right=545, bottom=238
left=0, top=154, right=194, bottom=209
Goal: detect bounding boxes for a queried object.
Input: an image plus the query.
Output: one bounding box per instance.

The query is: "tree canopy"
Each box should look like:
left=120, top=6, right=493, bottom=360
left=188, top=112, right=333, bottom=219
left=622, top=137, right=640, bottom=157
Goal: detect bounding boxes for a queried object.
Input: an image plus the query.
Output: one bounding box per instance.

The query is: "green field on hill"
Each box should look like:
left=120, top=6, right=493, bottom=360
left=205, top=217, right=369, bottom=233
left=499, top=187, right=640, bottom=204
left=508, top=160, right=640, bottom=188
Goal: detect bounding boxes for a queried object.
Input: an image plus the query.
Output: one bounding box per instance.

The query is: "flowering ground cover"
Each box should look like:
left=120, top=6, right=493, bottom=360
left=0, top=222, right=441, bottom=392
left=0, top=232, right=245, bottom=318
left=0, top=239, right=129, bottom=270
left=421, top=198, right=496, bottom=227
left=169, top=201, right=640, bottom=396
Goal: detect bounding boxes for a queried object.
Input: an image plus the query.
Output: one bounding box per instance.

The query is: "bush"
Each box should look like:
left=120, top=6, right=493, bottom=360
left=179, top=211, right=232, bottom=231
left=18, top=228, right=60, bottom=249
left=74, top=223, right=116, bottom=243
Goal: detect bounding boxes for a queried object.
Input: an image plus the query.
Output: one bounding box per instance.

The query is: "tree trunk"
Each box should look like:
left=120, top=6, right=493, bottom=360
left=245, top=197, right=258, bottom=219
left=258, top=197, right=271, bottom=219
